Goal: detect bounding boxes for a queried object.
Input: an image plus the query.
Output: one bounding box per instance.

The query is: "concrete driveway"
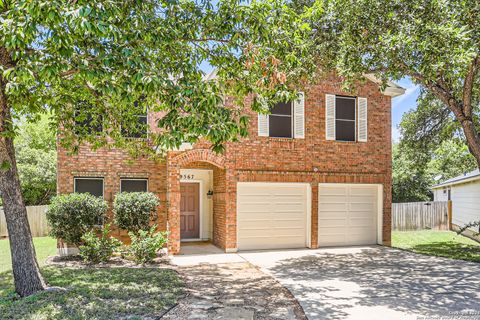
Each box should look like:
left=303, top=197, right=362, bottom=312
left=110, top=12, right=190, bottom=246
left=239, top=246, right=480, bottom=320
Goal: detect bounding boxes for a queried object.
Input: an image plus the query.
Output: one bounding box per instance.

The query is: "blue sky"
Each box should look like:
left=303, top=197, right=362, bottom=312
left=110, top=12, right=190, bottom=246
left=391, top=78, right=420, bottom=142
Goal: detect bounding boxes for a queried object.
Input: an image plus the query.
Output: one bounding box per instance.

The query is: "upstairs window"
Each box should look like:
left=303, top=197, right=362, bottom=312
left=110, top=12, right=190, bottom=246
left=335, top=96, right=356, bottom=142
left=120, top=179, right=148, bottom=192
left=269, top=101, right=293, bottom=138
left=74, top=102, right=103, bottom=135
left=122, top=101, right=148, bottom=138
left=257, top=92, right=305, bottom=139
left=325, top=94, right=367, bottom=142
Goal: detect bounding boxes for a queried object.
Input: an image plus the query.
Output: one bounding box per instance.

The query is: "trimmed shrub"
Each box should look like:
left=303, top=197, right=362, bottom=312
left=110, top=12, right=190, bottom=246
left=79, top=224, right=122, bottom=264
left=113, top=192, right=159, bottom=233
left=128, top=226, right=168, bottom=264
left=46, top=193, right=108, bottom=245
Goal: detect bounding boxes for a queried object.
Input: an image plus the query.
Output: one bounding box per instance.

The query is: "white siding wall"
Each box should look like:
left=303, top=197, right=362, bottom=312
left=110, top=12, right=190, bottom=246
left=450, top=180, right=480, bottom=232
left=433, top=188, right=449, bottom=202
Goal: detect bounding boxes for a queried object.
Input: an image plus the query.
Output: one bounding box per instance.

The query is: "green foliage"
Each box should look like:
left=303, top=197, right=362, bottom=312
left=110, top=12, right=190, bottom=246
left=427, top=140, right=477, bottom=181
left=393, top=137, right=478, bottom=202
left=1, top=0, right=315, bottom=155
left=308, top=0, right=479, bottom=91
left=113, top=192, right=159, bottom=233
left=393, top=91, right=478, bottom=202
left=46, top=193, right=108, bottom=245
left=127, top=226, right=168, bottom=264
left=392, top=144, right=432, bottom=203
left=399, top=91, right=458, bottom=154
left=79, top=224, right=122, bottom=264
left=14, top=115, right=56, bottom=205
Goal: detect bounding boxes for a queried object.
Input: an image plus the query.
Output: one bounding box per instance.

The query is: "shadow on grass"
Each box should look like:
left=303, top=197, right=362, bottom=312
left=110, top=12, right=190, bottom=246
left=0, top=267, right=184, bottom=320
left=409, top=241, right=480, bottom=263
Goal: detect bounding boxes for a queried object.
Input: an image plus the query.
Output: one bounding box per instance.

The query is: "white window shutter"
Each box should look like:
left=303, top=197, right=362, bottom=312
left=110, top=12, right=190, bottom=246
left=293, top=92, right=305, bottom=139
left=258, top=113, right=269, bottom=137
left=325, top=94, right=336, bottom=140
left=357, top=97, right=368, bottom=142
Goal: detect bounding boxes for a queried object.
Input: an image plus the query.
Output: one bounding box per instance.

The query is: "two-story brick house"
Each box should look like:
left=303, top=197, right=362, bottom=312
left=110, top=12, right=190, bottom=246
left=57, top=74, right=404, bottom=254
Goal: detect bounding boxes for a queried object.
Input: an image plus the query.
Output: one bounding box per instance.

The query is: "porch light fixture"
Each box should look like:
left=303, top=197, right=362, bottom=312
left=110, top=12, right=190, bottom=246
left=207, top=189, right=214, bottom=198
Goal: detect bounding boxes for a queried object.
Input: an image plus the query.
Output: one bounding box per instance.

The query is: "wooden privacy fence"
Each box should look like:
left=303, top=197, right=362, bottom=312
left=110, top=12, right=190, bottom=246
left=0, top=205, right=50, bottom=237
left=392, top=201, right=450, bottom=231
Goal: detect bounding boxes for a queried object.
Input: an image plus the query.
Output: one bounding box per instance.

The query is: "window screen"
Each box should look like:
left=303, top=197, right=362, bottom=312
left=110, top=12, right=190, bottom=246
left=269, top=101, right=293, bottom=138
left=121, top=179, right=148, bottom=192
left=74, top=178, right=104, bottom=198
left=335, top=96, right=356, bottom=141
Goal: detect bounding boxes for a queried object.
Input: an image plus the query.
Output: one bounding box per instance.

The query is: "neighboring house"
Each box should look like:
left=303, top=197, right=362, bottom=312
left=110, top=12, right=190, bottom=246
left=432, top=169, right=480, bottom=235
left=57, top=74, right=405, bottom=254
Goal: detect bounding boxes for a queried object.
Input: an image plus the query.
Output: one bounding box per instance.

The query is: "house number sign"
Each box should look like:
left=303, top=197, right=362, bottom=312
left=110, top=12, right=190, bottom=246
left=180, top=174, right=195, bottom=180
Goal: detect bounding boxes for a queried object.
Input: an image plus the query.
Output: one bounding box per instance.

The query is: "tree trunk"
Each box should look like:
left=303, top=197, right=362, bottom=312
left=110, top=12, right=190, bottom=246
left=0, top=51, right=46, bottom=297
left=461, top=118, right=480, bottom=169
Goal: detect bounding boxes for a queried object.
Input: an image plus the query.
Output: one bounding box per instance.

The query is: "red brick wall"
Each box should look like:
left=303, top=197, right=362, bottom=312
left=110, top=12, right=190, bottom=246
left=219, top=75, right=393, bottom=247
left=57, top=75, right=392, bottom=252
left=56, top=145, right=168, bottom=243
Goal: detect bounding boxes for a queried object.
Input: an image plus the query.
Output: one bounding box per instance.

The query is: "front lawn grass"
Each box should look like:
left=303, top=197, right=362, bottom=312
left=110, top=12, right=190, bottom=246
left=0, top=237, right=184, bottom=319
left=0, top=267, right=183, bottom=320
left=0, top=236, right=57, bottom=273
left=392, top=230, right=480, bottom=263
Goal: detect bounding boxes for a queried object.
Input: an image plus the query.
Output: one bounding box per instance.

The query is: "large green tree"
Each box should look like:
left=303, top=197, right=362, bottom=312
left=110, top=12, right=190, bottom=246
left=0, top=0, right=314, bottom=296
left=393, top=90, right=478, bottom=202
left=307, top=0, right=480, bottom=166
left=15, top=115, right=56, bottom=206
left=392, top=138, right=477, bottom=202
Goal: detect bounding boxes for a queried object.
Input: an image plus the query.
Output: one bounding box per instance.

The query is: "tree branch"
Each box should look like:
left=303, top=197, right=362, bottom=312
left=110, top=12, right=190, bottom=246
left=60, top=69, right=79, bottom=78
left=183, top=38, right=231, bottom=43
left=405, top=66, right=466, bottom=122
left=463, top=55, right=479, bottom=118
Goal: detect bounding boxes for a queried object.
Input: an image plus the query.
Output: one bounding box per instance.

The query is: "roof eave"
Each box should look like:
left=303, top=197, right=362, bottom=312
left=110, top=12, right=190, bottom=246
left=432, top=175, right=480, bottom=189
left=363, top=74, right=406, bottom=97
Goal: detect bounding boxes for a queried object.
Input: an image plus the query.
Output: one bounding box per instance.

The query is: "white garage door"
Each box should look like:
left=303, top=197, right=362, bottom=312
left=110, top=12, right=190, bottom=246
left=237, top=183, right=310, bottom=250
left=318, top=184, right=380, bottom=246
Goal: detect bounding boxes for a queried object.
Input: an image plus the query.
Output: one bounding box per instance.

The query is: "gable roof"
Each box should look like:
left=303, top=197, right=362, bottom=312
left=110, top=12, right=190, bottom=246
left=432, top=169, right=480, bottom=189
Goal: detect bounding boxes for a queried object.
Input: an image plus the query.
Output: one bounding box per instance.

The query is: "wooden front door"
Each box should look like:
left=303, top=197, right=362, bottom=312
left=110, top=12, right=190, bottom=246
left=180, top=182, right=200, bottom=239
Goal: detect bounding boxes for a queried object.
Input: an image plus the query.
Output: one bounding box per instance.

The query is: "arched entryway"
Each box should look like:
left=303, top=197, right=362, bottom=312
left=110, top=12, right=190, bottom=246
left=167, top=149, right=228, bottom=254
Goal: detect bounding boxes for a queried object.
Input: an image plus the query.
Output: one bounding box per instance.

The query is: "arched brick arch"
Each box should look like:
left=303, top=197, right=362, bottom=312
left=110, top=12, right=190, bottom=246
left=171, top=149, right=225, bottom=169
left=166, top=149, right=227, bottom=254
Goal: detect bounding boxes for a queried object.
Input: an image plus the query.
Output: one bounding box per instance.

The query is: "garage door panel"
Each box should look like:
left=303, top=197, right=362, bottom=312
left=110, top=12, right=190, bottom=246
left=350, top=186, right=377, bottom=195
left=318, top=234, right=346, bottom=246
left=318, top=202, right=349, bottom=212
left=348, top=218, right=375, bottom=227
left=349, top=210, right=376, bottom=218
left=238, top=183, right=309, bottom=250
left=319, top=217, right=347, bottom=227
left=319, top=186, right=348, bottom=196
left=349, top=203, right=376, bottom=212
left=318, top=184, right=380, bottom=247
left=238, top=212, right=270, bottom=221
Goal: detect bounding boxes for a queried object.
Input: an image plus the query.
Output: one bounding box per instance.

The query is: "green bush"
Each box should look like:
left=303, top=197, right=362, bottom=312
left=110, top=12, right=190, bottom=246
left=113, top=192, right=159, bottom=233
left=79, top=224, right=122, bottom=264
left=128, top=226, right=168, bottom=264
left=46, top=193, right=108, bottom=245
